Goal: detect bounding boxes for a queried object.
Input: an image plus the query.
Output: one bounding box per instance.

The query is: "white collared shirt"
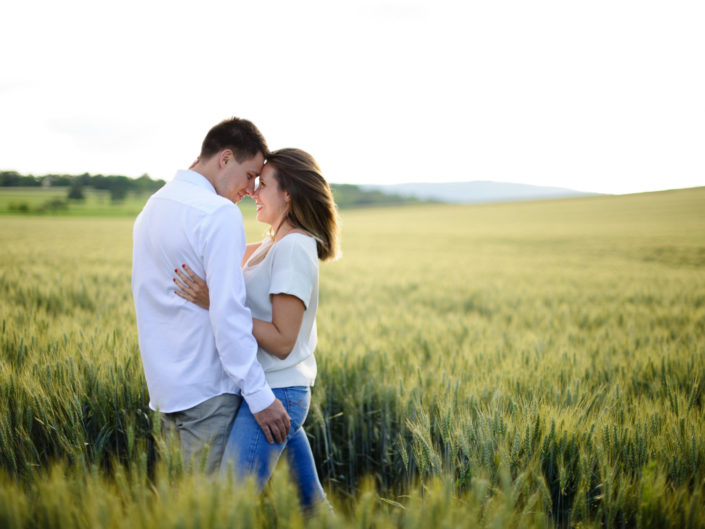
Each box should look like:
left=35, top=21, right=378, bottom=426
left=132, top=169, right=274, bottom=414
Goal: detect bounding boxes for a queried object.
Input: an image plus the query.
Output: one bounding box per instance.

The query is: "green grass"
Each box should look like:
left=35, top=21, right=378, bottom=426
left=0, top=187, right=151, bottom=217
left=1, top=187, right=704, bottom=528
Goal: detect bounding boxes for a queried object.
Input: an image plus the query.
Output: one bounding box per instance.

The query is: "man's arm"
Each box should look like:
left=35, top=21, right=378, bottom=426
left=172, top=273, right=306, bottom=358
left=199, top=205, right=289, bottom=443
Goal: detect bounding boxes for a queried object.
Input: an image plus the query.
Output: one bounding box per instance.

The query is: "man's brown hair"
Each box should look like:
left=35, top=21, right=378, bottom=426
left=200, top=117, right=268, bottom=162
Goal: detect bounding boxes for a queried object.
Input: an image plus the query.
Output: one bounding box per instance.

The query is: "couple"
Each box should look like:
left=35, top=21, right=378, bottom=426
left=131, top=117, right=338, bottom=512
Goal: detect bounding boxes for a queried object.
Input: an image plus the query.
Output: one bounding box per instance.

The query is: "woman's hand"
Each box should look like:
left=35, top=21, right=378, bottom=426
left=173, top=264, right=210, bottom=309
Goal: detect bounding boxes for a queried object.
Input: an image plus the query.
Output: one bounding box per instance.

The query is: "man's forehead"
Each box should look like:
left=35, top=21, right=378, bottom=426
left=245, top=152, right=266, bottom=173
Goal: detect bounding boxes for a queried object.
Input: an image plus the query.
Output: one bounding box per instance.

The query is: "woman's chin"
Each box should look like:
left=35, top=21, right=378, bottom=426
left=255, top=212, right=272, bottom=227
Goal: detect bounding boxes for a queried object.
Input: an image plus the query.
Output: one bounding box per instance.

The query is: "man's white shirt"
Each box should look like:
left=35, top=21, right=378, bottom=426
left=132, top=169, right=275, bottom=414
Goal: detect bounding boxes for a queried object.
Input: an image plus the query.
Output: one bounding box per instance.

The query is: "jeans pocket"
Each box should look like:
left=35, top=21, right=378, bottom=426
left=282, top=387, right=310, bottom=432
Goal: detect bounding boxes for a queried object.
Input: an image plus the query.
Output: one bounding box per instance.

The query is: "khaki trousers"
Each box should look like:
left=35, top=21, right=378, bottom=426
left=162, top=393, right=241, bottom=474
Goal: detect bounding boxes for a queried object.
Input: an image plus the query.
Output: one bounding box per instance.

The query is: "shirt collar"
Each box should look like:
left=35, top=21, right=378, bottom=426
left=173, top=169, right=216, bottom=194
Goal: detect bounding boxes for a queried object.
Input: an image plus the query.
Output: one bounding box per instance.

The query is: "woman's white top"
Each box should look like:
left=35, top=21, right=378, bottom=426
left=243, top=233, right=318, bottom=388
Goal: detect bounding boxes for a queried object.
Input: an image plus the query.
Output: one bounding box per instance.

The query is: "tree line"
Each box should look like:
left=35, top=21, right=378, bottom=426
left=1, top=170, right=421, bottom=209
left=0, top=171, right=166, bottom=202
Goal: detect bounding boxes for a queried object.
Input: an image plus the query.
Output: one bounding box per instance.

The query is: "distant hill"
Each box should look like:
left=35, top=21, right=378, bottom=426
left=329, top=183, right=423, bottom=208
left=360, top=181, right=600, bottom=204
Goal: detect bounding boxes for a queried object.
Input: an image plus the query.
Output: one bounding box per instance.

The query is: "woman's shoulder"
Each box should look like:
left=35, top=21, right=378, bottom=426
left=272, top=232, right=318, bottom=265
left=275, top=231, right=317, bottom=251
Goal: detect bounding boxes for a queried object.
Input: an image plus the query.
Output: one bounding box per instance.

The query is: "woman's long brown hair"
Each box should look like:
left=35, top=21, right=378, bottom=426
left=266, top=148, right=340, bottom=261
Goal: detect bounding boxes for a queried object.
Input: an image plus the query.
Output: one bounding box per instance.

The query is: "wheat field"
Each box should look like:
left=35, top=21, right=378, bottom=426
left=1, top=187, right=704, bottom=528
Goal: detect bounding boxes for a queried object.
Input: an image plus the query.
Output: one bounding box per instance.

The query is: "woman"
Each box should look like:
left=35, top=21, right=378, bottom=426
left=173, top=148, right=339, bottom=512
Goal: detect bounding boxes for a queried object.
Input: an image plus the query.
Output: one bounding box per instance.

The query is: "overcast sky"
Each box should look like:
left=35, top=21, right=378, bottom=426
left=1, top=0, right=703, bottom=194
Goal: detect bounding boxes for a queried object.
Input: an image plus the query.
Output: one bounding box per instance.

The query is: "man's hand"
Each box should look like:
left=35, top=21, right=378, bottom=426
left=253, top=399, right=290, bottom=444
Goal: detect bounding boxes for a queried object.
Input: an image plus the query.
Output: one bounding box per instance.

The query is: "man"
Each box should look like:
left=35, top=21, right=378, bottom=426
left=132, top=117, right=290, bottom=474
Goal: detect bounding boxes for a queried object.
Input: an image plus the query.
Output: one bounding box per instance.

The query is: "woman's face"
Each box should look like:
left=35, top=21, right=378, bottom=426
left=253, top=164, right=288, bottom=227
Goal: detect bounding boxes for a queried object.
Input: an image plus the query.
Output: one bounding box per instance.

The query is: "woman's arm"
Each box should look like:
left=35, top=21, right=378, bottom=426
left=173, top=264, right=305, bottom=359
left=174, top=241, right=263, bottom=307
left=252, top=294, right=305, bottom=360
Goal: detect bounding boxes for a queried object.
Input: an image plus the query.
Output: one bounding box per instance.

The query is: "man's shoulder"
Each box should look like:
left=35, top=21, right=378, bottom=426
left=150, top=179, right=236, bottom=217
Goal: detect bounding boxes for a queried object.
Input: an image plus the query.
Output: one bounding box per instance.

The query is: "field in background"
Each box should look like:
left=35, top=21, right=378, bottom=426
left=0, top=187, right=154, bottom=217
left=1, top=188, right=704, bottom=528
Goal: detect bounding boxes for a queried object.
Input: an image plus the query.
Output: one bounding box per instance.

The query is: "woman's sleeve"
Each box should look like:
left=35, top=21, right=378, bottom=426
left=269, top=237, right=318, bottom=309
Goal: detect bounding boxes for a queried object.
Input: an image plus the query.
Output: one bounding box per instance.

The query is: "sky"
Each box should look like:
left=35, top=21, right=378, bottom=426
left=1, top=0, right=703, bottom=195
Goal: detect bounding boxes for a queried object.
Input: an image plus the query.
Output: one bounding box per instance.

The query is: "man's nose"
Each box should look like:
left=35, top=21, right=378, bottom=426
left=246, top=180, right=256, bottom=196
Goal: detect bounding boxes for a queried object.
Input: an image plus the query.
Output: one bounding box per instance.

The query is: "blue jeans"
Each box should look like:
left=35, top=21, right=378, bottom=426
left=220, top=386, right=328, bottom=511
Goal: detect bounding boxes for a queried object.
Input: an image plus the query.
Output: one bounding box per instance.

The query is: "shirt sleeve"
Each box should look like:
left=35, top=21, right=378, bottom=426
left=198, top=204, right=275, bottom=413
left=269, top=236, right=318, bottom=309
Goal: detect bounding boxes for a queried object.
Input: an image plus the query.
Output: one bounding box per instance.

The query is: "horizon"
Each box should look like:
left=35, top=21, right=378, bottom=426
left=4, top=167, right=703, bottom=198
left=360, top=180, right=705, bottom=197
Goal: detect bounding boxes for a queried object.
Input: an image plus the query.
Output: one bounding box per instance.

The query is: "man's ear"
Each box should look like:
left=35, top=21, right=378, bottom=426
left=218, top=149, right=232, bottom=169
